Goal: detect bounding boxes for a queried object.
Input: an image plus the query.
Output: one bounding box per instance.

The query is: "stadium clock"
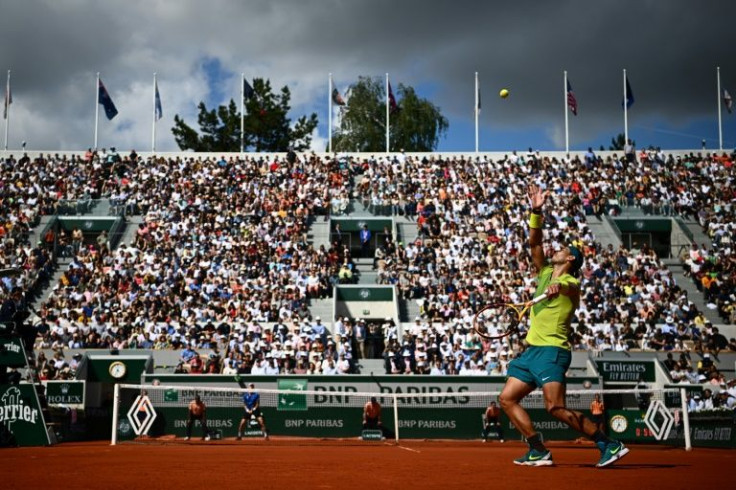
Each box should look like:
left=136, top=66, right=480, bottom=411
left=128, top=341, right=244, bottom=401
left=609, top=415, right=628, bottom=434
left=109, top=361, right=127, bottom=379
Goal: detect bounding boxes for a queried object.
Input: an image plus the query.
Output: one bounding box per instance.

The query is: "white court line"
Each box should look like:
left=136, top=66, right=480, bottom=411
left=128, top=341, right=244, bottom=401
left=394, top=444, right=421, bottom=453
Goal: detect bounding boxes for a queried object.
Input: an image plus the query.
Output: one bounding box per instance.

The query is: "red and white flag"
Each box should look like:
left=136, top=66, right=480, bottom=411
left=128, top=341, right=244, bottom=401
left=567, top=79, right=577, bottom=116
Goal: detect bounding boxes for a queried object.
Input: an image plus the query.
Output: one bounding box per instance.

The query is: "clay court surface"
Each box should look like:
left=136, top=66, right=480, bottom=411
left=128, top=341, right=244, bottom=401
left=1, top=439, right=726, bottom=489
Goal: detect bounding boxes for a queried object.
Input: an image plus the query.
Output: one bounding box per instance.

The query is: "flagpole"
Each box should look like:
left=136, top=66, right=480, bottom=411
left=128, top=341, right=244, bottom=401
left=564, top=70, right=569, bottom=154
left=240, top=73, right=245, bottom=153
left=385, top=73, right=390, bottom=153
left=328, top=73, right=333, bottom=153
left=3, top=70, right=10, bottom=151
left=94, top=72, right=100, bottom=149
left=717, top=66, right=723, bottom=152
left=152, top=73, right=157, bottom=153
left=475, top=71, right=479, bottom=153
left=623, top=69, right=628, bottom=148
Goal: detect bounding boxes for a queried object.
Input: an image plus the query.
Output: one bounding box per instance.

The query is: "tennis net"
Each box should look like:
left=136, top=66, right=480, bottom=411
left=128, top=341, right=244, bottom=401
left=112, top=383, right=692, bottom=449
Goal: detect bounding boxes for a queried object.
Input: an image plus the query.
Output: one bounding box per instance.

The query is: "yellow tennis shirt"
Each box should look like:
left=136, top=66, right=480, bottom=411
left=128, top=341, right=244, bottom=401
left=526, top=265, right=579, bottom=350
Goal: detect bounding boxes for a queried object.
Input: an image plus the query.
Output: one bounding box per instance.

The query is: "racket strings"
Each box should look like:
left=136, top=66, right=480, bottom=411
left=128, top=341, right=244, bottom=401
left=475, top=306, right=518, bottom=337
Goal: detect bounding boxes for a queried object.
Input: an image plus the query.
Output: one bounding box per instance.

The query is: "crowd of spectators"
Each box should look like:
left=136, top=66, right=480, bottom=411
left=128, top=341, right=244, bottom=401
left=682, top=225, right=735, bottom=325
left=0, top=152, right=57, bottom=341
left=17, top=149, right=372, bottom=375
left=0, top=146, right=733, bottom=381
left=354, top=150, right=734, bottom=374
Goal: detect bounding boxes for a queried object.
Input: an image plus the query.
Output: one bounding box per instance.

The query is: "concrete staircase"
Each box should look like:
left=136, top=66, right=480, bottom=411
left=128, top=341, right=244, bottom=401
left=118, top=215, right=145, bottom=246
left=396, top=219, right=419, bottom=245
left=28, top=216, right=55, bottom=246
left=352, top=258, right=378, bottom=284
left=307, top=219, right=331, bottom=250
left=676, top=217, right=711, bottom=249
left=662, top=258, right=720, bottom=324
left=588, top=215, right=622, bottom=250
left=398, top=297, right=422, bottom=323
left=308, top=296, right=334, bottom=323
left=31, top=257, right=72, bottom=311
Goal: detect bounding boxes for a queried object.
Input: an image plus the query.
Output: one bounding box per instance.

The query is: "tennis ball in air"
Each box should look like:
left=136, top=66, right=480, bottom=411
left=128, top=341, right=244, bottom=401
left=499, top=88, right=509, bottom=98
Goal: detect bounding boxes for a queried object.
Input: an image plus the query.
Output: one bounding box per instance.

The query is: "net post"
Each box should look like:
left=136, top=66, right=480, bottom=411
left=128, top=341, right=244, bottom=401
left=392, top=394, right=399, bottom=443
left=111, top=383, right=121, bottom=446
left=680, top=387, right=692, bottom=451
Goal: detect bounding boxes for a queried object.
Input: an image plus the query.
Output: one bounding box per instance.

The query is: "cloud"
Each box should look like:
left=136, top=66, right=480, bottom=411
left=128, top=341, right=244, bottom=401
left=1, top=0, right=735, bottom=152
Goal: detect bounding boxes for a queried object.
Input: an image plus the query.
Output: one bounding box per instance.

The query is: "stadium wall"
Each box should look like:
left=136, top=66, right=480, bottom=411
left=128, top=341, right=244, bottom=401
left=0, top=149, right=712, bottom=162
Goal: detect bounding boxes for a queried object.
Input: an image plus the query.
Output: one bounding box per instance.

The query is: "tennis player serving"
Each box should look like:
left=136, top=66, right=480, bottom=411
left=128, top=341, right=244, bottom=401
left=499, top=184, right=628, bottom=468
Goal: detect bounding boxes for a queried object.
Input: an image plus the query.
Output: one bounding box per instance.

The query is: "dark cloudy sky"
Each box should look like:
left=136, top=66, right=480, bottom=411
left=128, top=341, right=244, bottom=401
left=1, top=0, right=735, bottom=153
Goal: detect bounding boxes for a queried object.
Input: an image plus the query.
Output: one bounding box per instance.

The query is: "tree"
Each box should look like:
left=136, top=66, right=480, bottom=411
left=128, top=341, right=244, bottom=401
left=172, top=78, right=318, bottom=152
left=608, top=133, right=635, bottom=151
left=331, top=76, right=448, bottom=152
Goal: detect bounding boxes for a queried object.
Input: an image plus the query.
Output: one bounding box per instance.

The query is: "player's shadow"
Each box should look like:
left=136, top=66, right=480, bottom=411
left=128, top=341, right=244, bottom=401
left=561, top=463, right=683, bottom=470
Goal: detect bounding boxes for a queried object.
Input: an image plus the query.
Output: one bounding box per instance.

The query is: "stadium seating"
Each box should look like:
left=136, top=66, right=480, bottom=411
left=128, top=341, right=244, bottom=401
left=0, top=147, right=733, bottom=380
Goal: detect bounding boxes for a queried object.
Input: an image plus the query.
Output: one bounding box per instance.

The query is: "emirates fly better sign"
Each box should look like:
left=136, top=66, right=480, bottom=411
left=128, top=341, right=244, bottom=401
left=595, top=361, right=655, bottom=382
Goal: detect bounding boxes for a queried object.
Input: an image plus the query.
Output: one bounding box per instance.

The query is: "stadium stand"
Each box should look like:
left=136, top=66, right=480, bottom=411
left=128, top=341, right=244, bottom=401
left=1, top=147, right=734, bottom=381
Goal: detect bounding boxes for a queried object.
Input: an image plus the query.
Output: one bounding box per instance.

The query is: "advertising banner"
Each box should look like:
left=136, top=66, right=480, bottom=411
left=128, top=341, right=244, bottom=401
left=45, top=381, right=86, bottom=408
left=0, top=383, right=50, bottom=446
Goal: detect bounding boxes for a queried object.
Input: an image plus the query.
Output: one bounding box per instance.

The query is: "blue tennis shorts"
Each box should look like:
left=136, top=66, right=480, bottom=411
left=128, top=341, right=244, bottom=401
left=507, top=346, right=571, bottom=388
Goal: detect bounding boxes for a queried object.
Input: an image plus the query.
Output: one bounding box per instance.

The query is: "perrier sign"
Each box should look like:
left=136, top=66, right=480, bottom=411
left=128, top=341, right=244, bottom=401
left=595, top=360, right=655, bottom=382
left=277, top=379, right=307, bottom=411
left=0, top=383, right=50, bottom=446
left=0, top=338, right=27, bottom=367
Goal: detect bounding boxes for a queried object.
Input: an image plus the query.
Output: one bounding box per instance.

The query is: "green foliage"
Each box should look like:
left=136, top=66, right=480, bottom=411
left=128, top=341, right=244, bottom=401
left=332, top=76, right=448, bottom=152
left=172, top=78, right=318, bottom=152
left=608, top=133, right=635, bottom=151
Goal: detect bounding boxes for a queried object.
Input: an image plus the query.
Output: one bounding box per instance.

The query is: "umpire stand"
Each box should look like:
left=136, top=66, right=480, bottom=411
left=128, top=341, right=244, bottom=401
left=0, top=269, right=51, bottom=446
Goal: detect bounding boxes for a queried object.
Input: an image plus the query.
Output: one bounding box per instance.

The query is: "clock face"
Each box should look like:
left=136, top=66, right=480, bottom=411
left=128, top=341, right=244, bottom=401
left=109, top=361, right=127, bottom=379
left=610, top=415, right=628, bottom=433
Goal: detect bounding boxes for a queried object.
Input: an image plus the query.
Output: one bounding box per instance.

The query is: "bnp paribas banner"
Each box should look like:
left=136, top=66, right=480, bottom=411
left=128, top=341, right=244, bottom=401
left=0, top=384, right=50, bottom=446
left=122, top=376, right=597, bottom=441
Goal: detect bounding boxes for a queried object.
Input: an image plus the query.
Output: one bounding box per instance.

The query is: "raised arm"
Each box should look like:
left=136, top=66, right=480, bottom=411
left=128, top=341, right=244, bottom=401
left=527, top=184, right=547, bottom=272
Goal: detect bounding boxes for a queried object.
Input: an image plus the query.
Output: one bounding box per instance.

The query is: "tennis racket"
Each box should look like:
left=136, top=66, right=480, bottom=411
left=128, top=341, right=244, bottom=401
left=472, top=294, right=548, bottom=340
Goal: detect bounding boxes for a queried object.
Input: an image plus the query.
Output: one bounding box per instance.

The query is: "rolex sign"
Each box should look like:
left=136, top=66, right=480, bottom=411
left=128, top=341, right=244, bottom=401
left=45, top=381, right=85, bottom=408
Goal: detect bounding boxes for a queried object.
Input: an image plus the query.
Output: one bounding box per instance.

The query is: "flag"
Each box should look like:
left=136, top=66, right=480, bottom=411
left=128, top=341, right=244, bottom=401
left=388, top=82, right=398, bottom=113
left=477, top=86, right=481, bottom=113
left=98, top=79, right=118, bottom=120
left=567, top=79, right=578, bottom=116
left=332, top=87, right=346, bottom=106
left=3, top=78, right=10, bottom=120
left=154, top=81, right=163, bottom=120
left=724, top=89, right=733, bottom=114
left=243, top=78, right=254, bottom=101
left=623, top=76, right=634, bottom=109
